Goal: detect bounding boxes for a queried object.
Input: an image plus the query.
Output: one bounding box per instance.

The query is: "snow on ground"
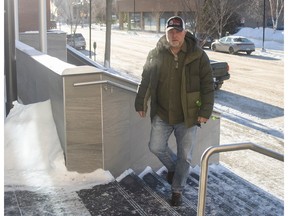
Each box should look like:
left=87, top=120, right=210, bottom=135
left=3, top=27, right=285, bottom=192
left=235, top=27, right=284, bottom=59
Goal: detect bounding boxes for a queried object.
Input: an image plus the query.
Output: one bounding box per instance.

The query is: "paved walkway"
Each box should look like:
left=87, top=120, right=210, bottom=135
left=4, top=185, right=91, bottom=216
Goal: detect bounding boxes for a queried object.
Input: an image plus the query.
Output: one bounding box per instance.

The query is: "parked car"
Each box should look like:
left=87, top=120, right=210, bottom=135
left=195, top=33, right=214, bottom=49
left=67, top=33, right=86, bottom=50
left=211, top=36, right=255, bottom=55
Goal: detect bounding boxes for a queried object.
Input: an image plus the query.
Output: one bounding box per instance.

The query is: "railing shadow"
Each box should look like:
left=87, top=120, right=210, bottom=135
left=215, top=90, right=284, bottom=139
left=236, top=53, right=281, bottom=61
left=205, top=49, right=281, bottom=61
left=215, top=90, right=283, bottom=119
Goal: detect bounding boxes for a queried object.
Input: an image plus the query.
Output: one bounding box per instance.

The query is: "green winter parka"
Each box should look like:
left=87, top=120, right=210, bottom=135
left=135, top=31, right=214, bottom=128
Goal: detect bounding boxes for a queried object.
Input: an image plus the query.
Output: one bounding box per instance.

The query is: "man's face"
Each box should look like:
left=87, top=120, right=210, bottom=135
left=166, top=29, right=186, bottom=48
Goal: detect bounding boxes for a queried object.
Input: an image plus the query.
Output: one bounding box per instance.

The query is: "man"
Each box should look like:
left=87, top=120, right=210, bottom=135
left=135, top=16, right=214, bottom=206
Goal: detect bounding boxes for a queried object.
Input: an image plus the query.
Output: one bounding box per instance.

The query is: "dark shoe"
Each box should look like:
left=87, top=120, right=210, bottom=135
left=166, top=171, right=175, bottom=184
left=171, top=192, right=182, bottom=206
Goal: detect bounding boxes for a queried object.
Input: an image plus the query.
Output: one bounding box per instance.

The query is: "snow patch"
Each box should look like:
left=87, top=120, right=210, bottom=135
left=116, top=168, right=134, bottom=182
left=138, top=166, right=153, bottom=178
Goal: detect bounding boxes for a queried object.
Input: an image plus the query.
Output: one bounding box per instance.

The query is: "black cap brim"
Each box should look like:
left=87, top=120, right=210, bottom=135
left=166, top=27, right=184, bottom=32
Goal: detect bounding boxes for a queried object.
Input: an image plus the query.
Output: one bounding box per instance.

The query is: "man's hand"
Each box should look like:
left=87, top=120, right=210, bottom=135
left=197, top=116, right=208, bottom=124
left=138, top=111, right=146, bottom=118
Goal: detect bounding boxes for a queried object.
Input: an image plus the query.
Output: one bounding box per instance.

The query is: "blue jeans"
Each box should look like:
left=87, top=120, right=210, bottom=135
left=149, top=115, right=197, bottom=193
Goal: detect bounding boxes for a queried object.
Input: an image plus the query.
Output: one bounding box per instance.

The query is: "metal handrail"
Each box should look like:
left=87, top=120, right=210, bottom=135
left=73, top=80, right=138, bottom=93
left=197, top=142, right=284, bottom=216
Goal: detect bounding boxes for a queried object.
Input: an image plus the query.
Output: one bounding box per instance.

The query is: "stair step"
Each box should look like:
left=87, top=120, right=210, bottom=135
left=118, top=172, right=180, bottom=216
left=188, top=164, right=284, bottom=216
left=187, top=170, right=244, bottom=216
left=76, top=165, right=283, bottom=216
left=77, top=182, right=144, bottom=216
left=141, top=170, right=197, bottom=216
left=208, top=165, right=284, bottom=215
left=159, top=168, right=240, bottom=216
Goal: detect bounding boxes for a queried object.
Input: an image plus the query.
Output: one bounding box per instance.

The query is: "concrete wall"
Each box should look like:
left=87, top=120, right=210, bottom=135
left=62, top=67, right=104, bottom=172
left=16, top=41, right=220, bottom=176
left=19, top=31, right=67, bottom=62
left=16, top=40, right=75, bottom=156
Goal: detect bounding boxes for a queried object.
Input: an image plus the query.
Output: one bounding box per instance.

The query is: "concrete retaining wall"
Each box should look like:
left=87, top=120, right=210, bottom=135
left=16, top=41, right=220, bottom=176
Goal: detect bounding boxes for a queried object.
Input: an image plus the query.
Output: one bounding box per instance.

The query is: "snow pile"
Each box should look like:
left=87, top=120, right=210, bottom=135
left=5, top=101, right=62, bottom=171
left=4, top=100, right=114, bottom=190
left=236, top=27, right=284, bottom=44
left=234, top=27, right=284, bottom=51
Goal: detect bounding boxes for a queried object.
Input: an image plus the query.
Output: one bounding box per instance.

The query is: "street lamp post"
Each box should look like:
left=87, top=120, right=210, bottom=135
left=133, top=0, right=136, bottom=29
left=262, top=0, right=266, bottom=52
left=89, top=0, right=92, bottom=58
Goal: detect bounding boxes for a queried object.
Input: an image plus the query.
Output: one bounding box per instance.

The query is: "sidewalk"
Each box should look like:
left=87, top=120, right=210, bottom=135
left=4, top=185, right=91, bottom=215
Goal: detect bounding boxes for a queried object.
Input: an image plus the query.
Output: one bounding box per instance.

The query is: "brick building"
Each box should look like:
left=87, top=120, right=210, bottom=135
left=18, top=0, right=55, bottom=32
left=116, top=0, right=196, bottom=32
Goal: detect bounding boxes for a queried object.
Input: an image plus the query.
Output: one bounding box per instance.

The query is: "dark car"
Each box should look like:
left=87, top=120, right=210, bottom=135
left=211, top=36, right=255, bottom=55
left=66, top=33, right=86, bottom=50
left=195, top=33, right=214, bottom=49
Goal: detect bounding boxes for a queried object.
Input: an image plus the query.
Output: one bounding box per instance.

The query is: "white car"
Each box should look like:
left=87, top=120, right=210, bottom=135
left=211, top=36, right=255, bottom=55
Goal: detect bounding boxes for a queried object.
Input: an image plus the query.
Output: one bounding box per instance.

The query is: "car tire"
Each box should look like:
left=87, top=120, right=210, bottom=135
left=212, top=44, right=216, bottom=51
left=229, top=47, right=235, bottom=54
left=246, top=51, right=252, bottom=55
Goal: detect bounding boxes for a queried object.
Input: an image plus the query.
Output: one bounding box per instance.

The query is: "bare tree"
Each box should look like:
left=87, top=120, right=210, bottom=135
left=180, top=0, right=246, bottom=38
left=53, top=0, right=88, bottom=34
left=179, top=0, right=196, bottom=31
left=205, top=0, right=244, bottom=38
left=91, top=0, right=106, bottom=24
left=268, top=0, right=284, bottom=30
left=244, top=0, right=263, bottom=25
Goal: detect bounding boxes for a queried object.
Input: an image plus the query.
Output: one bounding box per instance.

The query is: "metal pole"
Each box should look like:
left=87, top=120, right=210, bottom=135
left=134, top=0, right=136, bottom=29
left=4, top=0, right=17, bottom=116
left=89, top=0, right=92, bottom=58
left=14, top=0, right=19, bottom=40
left=262, top=0, right=266, bottom=52
left=104, top=0, right=112, bottom=68
left=39, top=0, right=47, bottom=53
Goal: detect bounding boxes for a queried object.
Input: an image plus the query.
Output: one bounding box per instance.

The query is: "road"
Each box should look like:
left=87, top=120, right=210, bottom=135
left=66, top=26, right=284, bottom=199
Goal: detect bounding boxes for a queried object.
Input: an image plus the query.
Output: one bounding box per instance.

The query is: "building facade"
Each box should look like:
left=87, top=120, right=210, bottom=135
left=116, top=0, right=196, bottom=32
left=116, top=0, right=284, bottom=33
left=18, top=0, right=56, bottom=32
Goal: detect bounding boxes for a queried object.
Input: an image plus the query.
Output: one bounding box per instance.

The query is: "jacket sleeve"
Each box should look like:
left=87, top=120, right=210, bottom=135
left=198, top=51, right=215, bottom=118
left=134, top=50, right=154, bottom=112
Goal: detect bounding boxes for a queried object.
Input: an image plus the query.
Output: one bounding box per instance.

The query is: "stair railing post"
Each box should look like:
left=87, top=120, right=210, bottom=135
left=197, top=146, right=214, bottom=216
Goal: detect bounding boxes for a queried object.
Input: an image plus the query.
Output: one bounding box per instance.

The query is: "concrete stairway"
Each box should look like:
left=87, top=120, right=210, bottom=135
left=77, top=164, right=284, bottom=216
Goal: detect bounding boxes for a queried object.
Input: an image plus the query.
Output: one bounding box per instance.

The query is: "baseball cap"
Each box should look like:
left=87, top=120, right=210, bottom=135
left=166, top=16, right=185, bottom=31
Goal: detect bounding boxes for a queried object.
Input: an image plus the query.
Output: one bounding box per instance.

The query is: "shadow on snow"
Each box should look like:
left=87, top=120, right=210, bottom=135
left=215, top=90, right=283, bottom=139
